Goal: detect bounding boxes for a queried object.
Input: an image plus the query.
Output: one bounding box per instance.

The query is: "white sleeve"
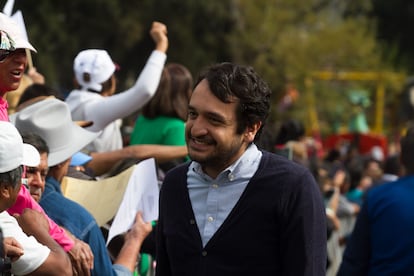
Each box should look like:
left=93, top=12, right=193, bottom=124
left=86, top=50, right=167, bottom=132
left=0, top=212, right=50, bottom=275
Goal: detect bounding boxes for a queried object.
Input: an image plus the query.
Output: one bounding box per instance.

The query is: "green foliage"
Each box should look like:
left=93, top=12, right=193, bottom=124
left=8, top=0, right=404, bottom=136
left=229, top=0, right=397, bottom=134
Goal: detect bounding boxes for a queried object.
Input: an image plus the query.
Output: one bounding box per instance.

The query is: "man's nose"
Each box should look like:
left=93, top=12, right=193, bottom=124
left=189, top=118, right=208, bottom=137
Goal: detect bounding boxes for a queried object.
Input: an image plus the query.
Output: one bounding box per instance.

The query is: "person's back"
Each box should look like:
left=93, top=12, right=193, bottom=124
left=339, top=125, right=414, bottom=275
left=130, top=63, right=192, bottom=171
left=131, top=115, right=186, bottom=145
left=42, top=174, right=116, bottom=275
left=130, top=63, right=192, bottom=147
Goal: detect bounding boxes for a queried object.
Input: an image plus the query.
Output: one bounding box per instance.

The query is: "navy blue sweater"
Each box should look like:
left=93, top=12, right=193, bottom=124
left=156, top=151, right=327, bottom=276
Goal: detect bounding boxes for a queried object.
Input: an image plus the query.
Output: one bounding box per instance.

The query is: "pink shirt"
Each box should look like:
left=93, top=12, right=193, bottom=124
left=0, top=97, right=9, bottom=121
left=7, top=186, right=74, bottom=252
left=1, top=98, right=74, bottom=251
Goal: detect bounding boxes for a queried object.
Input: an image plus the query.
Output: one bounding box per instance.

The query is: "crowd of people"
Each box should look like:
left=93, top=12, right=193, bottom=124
left=270, top=116, right=413, bottom=275
left=0, top=7, right=413, bottom=276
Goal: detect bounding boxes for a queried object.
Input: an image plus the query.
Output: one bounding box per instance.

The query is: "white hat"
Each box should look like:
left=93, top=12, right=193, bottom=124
left=0, top=121, right=40, bottom=173
left=14, top=98, right=100, bottom=167
left=73, top=49, right=116, bottom=92
left=0, top=12, right=36, bottom=52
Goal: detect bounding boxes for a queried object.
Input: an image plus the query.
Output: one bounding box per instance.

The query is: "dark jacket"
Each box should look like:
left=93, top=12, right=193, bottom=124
left=156, top=151, right=327, bottom=276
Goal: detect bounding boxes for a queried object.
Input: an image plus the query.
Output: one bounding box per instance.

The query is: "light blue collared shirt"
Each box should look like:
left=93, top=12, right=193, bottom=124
left=187, top=144, right=262, bottom=247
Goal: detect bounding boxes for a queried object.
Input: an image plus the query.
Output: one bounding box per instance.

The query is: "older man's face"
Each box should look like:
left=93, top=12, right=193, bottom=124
left=26, top=152, right=48, bottom=202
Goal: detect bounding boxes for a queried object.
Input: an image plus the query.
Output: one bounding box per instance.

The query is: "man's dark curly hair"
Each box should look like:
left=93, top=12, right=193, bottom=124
left=195, top=62, right=272, bottom=141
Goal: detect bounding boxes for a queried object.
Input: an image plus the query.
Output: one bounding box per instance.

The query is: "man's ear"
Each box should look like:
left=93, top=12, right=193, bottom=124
left=244, top=121, right=262, bottom=143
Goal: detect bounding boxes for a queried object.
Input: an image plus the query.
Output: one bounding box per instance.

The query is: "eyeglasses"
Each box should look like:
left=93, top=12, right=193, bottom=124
left=0, top=49, right=11, bottom=63
left=0, top=30, right=15, bottom=63
left=26, top=167, right=49, bottom=181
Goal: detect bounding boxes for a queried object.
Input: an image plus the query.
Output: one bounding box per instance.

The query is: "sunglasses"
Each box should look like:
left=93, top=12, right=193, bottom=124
left=0, top=49, right=11, bottom=63
left=0, top=30, right=16, bottom=63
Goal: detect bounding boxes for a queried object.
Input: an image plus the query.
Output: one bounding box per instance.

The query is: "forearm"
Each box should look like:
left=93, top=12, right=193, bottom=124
left=87, top=150, right=128, bottom=176
left=87, top=145, right=187, bottom=176
left=129, top=145, right=187, bottom=163
left=327, top=187, right=340, bottom=212
left=25, top=232, right=72, bottom=276
left=31, top=229, right=66, bottom=257
left=113, top=240, right=142, bottom=272
left=86, top=51, right=166, bottom=132
left=9, top=187, right=74, bottom=251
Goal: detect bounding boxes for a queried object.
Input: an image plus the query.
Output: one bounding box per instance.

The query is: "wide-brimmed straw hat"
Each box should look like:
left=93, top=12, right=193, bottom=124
left=14, top=98, right=99, bottom=166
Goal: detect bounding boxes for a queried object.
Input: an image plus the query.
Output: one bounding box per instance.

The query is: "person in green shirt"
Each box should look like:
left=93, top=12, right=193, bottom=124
left=130, top=63, right=193, bottom=169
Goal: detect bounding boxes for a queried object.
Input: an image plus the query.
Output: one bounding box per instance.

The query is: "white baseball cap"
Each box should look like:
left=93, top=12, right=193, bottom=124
left=0, top=12, right=36, bottom=52
left=73, top=49, right=116, bottom=92
left=0, top=121, right=40, bottom=173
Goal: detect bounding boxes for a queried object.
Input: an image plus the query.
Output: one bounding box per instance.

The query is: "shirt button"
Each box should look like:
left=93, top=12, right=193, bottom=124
left=207, top=216, right=214, bottom=222
left=190, top=219, right=196, bottom=225
left=228, top=174, right=234, bottom=181
left=212, top=184, right=218, bottom=189
left=202, top=251, right=207, bottom=256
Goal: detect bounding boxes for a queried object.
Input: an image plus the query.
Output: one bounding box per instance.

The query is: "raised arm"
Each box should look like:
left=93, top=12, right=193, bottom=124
left=86, top=22, right=168, bottom=132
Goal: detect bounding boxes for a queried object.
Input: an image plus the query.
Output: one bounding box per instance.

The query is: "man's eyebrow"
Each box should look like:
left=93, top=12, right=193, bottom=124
left=188, top=104, right=228, bottom=123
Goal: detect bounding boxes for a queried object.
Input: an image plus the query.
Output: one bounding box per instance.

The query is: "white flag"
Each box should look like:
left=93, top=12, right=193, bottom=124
left=106, top=158, right=160, bottom=245
left=2, top=0, right=15, bottom=16
left=10, top=10, right=29, bottom=41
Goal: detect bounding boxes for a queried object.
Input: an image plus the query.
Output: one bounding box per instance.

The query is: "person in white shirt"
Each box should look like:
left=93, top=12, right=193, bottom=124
left=0, top=121, right=71, bottom=275
left=65, top=21, right=168, bottom=153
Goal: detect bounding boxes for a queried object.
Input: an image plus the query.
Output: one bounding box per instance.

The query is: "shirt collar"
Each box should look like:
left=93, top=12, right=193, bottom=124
left=190, top=143, right=261, bottom=182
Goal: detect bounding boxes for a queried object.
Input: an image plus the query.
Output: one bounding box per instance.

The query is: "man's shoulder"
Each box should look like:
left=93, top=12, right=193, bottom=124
left=254, top=151, right=317, bottom=192
left=161, top=162, right=190, bottom=186
left=0, top=210, right=14, bottom=223
left=368, top=175, right=413, bottom=199
left=164, top=162, right=190, bottom=177
left=260, top=150, right=310, bottom=173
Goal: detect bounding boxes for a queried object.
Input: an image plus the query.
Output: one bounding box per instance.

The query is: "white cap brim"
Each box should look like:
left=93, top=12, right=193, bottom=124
left=16, top=40, right=37, bottom=53
left=22, top=143, right=40, bottom=167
